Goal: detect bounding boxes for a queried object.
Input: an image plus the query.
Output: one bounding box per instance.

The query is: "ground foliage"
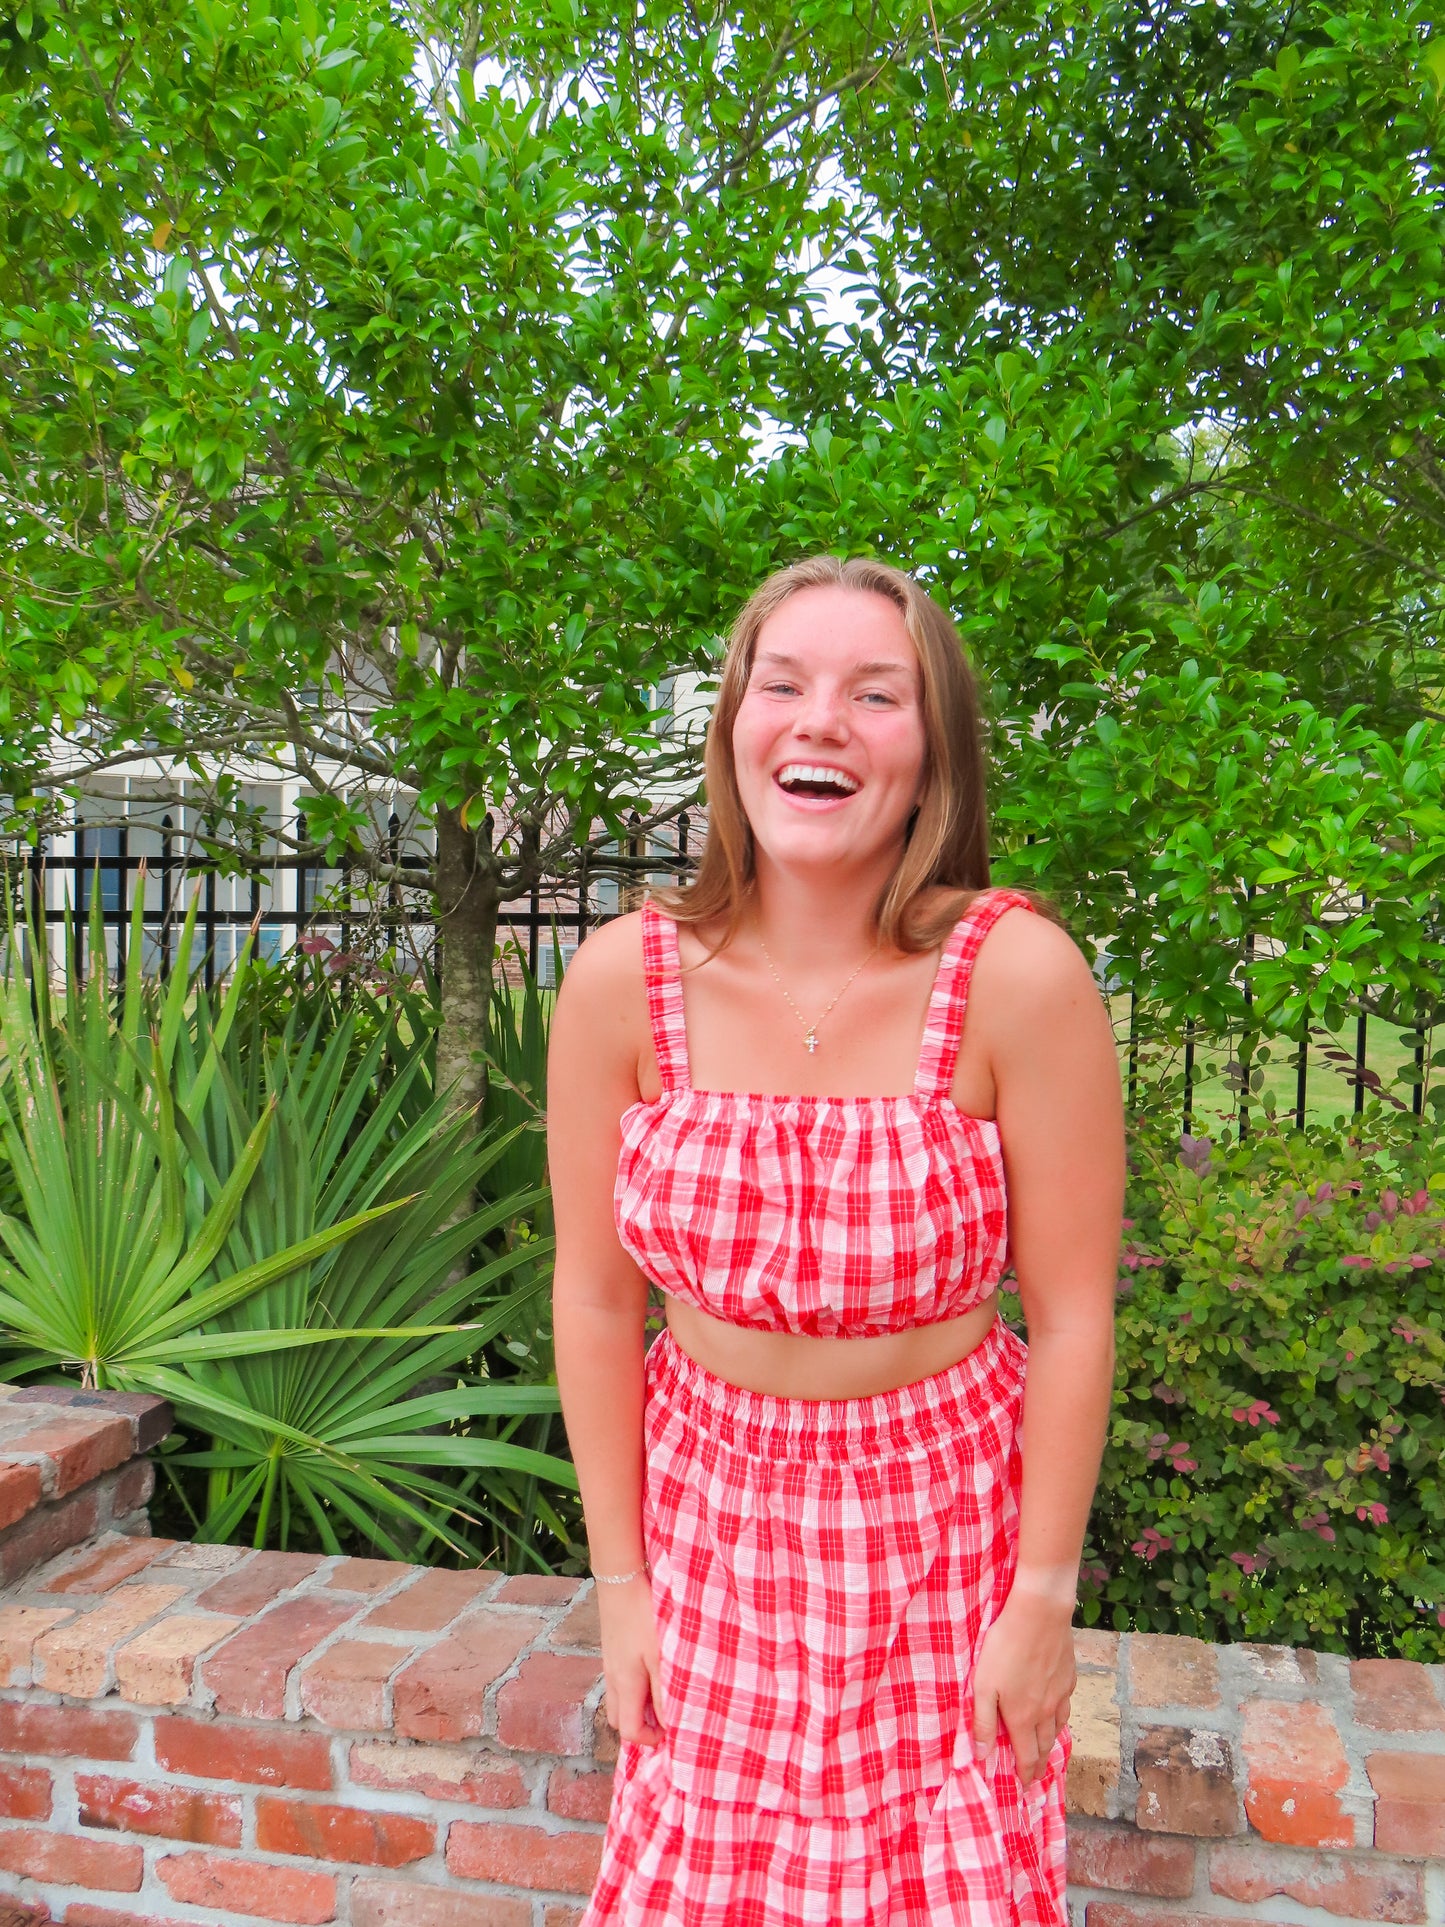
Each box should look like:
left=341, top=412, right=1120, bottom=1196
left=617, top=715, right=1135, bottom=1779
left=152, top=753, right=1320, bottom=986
left=1063, top=1108, right=1445, bottom=1659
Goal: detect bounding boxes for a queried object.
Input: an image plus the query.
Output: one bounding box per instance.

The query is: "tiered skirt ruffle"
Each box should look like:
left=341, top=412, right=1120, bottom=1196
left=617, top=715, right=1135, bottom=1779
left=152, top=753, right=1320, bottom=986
left=582, top=1321, right=1070, bottom=1926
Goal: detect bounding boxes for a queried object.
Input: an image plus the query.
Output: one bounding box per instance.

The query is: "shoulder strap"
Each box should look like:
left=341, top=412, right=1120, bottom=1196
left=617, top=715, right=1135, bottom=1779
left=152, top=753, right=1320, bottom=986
left=641, top=900, right=692, bottom=1095
left=914, top=889, right=1036, bottom=1100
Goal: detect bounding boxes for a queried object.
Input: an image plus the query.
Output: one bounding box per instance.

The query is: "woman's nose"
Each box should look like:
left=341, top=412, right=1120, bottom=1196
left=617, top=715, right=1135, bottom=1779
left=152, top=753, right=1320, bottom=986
left=793, top=684, right=848, bottom=739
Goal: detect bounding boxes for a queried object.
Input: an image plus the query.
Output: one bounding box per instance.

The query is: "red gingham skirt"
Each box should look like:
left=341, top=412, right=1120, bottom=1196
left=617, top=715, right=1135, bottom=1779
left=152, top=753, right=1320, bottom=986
left=582, top=1321, right=1070, bottom=1926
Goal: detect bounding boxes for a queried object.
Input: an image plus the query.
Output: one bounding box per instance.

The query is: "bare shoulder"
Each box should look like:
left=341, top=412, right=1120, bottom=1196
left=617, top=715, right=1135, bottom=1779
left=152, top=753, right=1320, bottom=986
left=971, top=901, right=1107, bottom=1037
left=549, top=909, right=649, bottom=1085
left=556, top=906, right=645, bottom=1006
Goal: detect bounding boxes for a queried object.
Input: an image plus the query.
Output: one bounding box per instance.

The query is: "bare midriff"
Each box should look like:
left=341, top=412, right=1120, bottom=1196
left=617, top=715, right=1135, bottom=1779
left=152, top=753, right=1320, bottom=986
left=663, top=1290, right=1000, bottom=1400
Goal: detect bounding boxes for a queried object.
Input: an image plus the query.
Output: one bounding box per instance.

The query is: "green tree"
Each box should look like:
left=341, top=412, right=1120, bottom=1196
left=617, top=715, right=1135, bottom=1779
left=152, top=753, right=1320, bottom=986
left=2, top=0, right=1443, bottom=1111
left=741, top=0, right=1445, bottom=1084
left=0, top=0, right=933, bottom=1104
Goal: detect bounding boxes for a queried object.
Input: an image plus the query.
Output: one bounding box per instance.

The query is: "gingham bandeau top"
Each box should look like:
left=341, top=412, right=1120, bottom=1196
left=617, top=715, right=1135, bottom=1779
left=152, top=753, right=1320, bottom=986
left=613, top=887, right=1035, bottom=1339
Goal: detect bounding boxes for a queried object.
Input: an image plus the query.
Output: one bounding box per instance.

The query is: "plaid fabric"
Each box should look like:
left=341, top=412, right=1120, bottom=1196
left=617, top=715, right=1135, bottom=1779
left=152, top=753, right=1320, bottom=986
left=588, top=888, right=1069, bottom=1924
left=614, top=890, right=1034, bottom=1339
left=582, top=1325, right=1070, bottom=1926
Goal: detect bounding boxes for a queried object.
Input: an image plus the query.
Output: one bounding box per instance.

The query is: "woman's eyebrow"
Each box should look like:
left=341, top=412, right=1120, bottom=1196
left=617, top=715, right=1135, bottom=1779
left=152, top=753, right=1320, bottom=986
left=753, top=651, right=912, bottom=678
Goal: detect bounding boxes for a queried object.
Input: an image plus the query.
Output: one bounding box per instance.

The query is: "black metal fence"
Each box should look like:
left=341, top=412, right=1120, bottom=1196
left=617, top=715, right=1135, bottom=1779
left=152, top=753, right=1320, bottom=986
left=1, top=811, right=700, bottom=989
left=5, top=816, right=1433, bottom=1131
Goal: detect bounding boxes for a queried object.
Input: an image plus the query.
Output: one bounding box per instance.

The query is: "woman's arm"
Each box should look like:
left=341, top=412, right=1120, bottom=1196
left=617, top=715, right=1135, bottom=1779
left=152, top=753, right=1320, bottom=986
left=547, top=914, right=665, bottom=1746
left=968, top=909, right=1124, bottom=1786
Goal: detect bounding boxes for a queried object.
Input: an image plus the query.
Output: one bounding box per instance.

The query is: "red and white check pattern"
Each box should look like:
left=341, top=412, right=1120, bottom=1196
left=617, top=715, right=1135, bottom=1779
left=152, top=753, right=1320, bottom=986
left=588, top=887, right=1069, bottom=1924
left=583, top=1325, right=1070, bottom=1925
left=615, top=890, right=1035, bottom=1340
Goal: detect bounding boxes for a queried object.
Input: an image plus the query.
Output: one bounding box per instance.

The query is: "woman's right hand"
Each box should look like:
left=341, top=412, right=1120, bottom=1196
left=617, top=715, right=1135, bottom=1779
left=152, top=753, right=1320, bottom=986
left=597, top=1575, right=665, bottom=1748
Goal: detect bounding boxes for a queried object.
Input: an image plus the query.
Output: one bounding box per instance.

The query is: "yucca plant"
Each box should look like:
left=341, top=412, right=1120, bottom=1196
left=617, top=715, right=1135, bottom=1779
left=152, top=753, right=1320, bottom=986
left=0, top=891, right=575, bottom=1565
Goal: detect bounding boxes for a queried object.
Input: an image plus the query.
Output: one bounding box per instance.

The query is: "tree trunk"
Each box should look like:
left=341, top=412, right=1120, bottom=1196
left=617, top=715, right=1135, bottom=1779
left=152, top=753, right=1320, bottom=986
left=433, top=802, right=502, bottom=1120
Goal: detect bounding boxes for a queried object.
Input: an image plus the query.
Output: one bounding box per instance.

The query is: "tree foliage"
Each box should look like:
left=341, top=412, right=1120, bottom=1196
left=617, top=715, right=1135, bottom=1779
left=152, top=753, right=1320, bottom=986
left=0, top=0, right=1441, bottom=1099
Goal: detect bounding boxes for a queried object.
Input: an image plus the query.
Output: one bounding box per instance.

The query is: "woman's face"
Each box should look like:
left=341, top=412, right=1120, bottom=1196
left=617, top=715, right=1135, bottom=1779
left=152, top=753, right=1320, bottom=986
left=731, top=585, right=927, bottom=884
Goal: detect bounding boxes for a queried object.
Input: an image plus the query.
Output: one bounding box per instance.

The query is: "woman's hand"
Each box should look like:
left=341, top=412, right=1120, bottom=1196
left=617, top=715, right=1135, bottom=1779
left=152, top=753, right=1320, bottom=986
left=597, top=1576, right=666, bottom=1748
left=970, top=1580, right=1076, bottom=1788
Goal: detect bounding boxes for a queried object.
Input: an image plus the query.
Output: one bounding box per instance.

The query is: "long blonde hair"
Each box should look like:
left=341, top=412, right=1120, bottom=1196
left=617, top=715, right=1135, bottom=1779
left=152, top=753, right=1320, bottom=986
left=654, top=555, right=1022, bottom=955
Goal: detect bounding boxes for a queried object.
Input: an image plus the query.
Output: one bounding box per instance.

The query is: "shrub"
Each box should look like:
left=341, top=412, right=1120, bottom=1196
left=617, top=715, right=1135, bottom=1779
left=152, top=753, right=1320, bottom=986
left=1073, top=1108, right=1445, bottom=1659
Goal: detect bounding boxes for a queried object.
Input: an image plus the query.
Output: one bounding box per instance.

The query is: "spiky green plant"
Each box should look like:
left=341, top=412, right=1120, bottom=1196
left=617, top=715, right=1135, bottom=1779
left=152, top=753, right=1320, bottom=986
left=0, top=890, right=574, bottom=1563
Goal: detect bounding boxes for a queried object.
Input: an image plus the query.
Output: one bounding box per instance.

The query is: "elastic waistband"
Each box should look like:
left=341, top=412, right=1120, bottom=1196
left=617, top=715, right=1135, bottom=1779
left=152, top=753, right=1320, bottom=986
left=644, top=1317, right=1025, bottom=1462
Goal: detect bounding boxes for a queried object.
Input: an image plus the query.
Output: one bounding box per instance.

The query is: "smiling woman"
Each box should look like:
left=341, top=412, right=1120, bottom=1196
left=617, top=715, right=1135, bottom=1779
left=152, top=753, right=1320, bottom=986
left=548, top=554, right=1123, bottom=1925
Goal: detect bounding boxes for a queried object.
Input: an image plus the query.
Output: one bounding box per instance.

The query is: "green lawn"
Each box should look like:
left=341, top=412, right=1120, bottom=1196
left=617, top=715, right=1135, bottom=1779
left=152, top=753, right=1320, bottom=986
left=1110, top=999, right=1435, bottom=1133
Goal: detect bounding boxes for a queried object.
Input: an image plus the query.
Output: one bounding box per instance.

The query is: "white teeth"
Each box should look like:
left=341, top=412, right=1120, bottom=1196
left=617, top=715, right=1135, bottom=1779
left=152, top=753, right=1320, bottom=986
left=776, top=764, right=861, bottom=794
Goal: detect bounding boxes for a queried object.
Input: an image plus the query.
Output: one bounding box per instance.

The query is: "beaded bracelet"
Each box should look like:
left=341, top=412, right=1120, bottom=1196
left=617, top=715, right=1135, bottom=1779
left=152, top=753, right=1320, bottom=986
left=592, top=1562, right=650, bottom=1586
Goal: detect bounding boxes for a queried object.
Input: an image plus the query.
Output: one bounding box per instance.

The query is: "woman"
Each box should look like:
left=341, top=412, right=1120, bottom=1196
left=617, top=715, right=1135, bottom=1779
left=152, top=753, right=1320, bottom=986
left=547, top=555, right=1122, bottom=1926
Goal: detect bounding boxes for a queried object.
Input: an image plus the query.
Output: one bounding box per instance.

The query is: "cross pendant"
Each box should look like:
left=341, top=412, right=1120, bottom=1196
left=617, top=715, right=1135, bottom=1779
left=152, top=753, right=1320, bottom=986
left=804, top=1031, right=818, bottom=1053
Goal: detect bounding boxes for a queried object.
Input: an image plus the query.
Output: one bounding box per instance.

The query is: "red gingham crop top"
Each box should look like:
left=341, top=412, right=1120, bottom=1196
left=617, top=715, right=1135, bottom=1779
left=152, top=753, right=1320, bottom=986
left=613, top=888, right=1034, bottom=1338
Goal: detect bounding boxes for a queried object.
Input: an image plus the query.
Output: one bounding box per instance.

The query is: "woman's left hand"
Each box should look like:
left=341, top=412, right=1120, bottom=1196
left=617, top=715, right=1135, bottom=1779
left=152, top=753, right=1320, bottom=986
left=970, top=1583, right=1077, bottom=1789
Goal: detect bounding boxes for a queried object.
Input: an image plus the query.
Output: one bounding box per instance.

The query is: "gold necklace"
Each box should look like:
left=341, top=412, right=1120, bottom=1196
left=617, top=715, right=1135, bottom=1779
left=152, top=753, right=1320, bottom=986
left=756, top=934, right=879, bottom=1054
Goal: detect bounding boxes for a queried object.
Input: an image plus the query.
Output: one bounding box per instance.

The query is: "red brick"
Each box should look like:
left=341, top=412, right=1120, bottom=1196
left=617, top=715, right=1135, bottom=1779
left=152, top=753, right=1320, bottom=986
left=325, top=1558, right=403, bottom=1594
left=552, top=1588, right=600, bottom=1651
left=362, top=1568, right=493, bottom=1633
left=157, top=1852, right=336, bottom=1922
left=9, top=1385, right=168, bottom=1451
left=0, top=1483, right=101, bottom=1583
left=348, top=1739, right=528, bottom=1809
left=1367, top=1751, right=1445, bottom=1855
left=63, top=1909, right=193, bottom=1927
left=351, top=1881, right=529, bottom=1927
left=1134, top=1726, right=1239, bottom=1838
left=1072, top=1627, right=1120, bottom=1670
left=446, top=1820, right=604, bottom=1894
left=1085, top=1913, right=1294, bottom=1927
left=0, top=1603, right=76, bottom=1684
left=1236, top=1643, right=1305, bottom=1685
left=298, top=1637, right=411, bottom=1729
left=202, top=1594, right=355, bottom=1717
left=548, top=1764, right=614, bottom=1823
left=152, top=1542, right=246, bottom=1576
left=255, top=1795, right=435, bottom=1866
left=114, top=1612, right=242, bottom=1706
left=497, top=1653, right=603, bottom=1754
left=1067, top=1828, right=1195, bottom=1896
left=43, top=1535, right=177, bottom=1594
left=63, top=1910, right=192, bottom=1927
left=34, top=1583, right=186, bottom=1696
left=0, top=1701, right=138, bottom=1761
left=106, top=1456, right=154, bottom=1520
left=0, top=1761, right=52, bottom=1819
left=1351, top=1659, right=1445, bottom=1733
left=1241, top=1699, right=1353, bottom=1848
left=1209, top=1840, right=1425, bottom=1921
left=0, top=1460, right=42, bottom=1530
left=194, top=1548, right=324, bottom=1613
left=493, top=1575, right=581, bottom=1607
left=7, top=1413, right=133, bottom=1494
left=0, top=1826, right=143, bottom=1890
left=0, top=1903, right=50, bottom=1927
left=77, top=1772, right=243, bottom=1846
left=393, top=1611, right=544, bottom=1742
left=1129, top=1634, right=1220, bottom=1709
left=542, top=1912, right=584, bottom=1927
left=153, top=1715, right=332, bottom=1789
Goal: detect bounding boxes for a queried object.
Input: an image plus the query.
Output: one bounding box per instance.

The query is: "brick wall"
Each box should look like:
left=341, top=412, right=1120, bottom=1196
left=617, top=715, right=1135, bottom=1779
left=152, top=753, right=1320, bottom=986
left=0, top=1385, right=1442, bottom=1927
